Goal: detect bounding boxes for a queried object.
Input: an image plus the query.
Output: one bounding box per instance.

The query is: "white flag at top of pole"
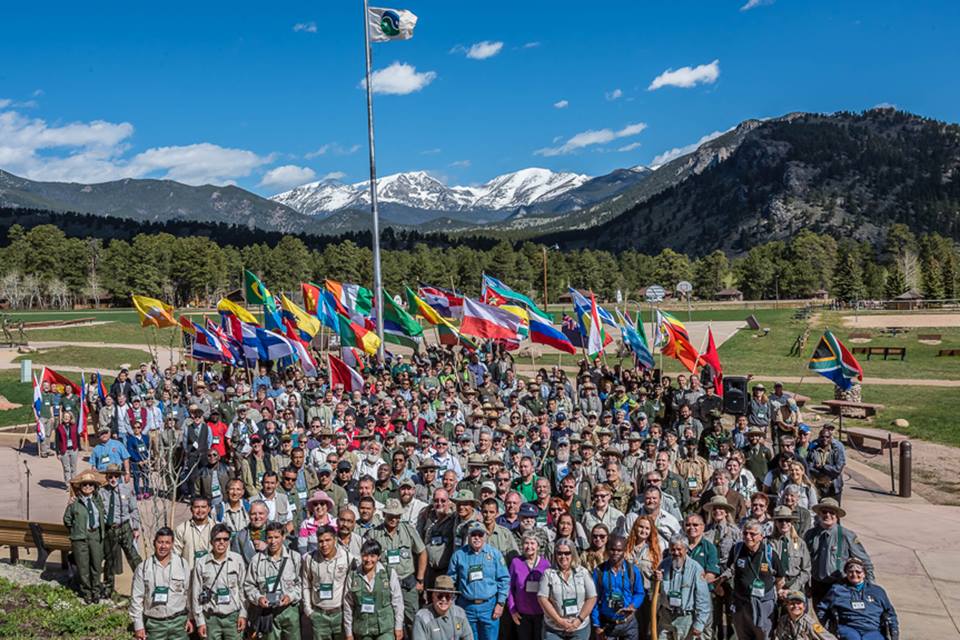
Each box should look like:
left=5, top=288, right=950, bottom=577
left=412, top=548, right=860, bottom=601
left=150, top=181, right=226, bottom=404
left=368, top=7, right=418, bottom=42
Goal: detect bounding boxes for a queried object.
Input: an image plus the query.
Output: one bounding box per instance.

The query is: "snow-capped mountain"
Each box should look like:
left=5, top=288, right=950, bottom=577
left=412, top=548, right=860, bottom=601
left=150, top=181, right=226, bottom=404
left=270, top=167, right=591, bottom=218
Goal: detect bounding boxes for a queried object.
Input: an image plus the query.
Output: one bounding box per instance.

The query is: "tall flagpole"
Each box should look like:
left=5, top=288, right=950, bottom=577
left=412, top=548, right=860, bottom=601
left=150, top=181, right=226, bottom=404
left=362, top=0, right=386, bottom=361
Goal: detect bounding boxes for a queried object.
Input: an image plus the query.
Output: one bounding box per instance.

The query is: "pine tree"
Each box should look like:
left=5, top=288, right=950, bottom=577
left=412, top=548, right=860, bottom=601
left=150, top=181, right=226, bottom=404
left=921, top=257, right=945, bottom=299
left=832, top=245, right=865, bottom=302
left=884, top=263, right=907, bottom=299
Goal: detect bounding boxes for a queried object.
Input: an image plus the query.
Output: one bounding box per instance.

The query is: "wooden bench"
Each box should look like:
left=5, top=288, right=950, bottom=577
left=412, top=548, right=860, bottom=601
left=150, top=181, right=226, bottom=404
left=0, top=518, right=72, bottom=569
left=843, top=427, right=907, bottom=451
left=918, top=333, right=942, bottom=341
left=850, top=346, right=906, bottom=360
left=938, top=349, right=960, bottom=357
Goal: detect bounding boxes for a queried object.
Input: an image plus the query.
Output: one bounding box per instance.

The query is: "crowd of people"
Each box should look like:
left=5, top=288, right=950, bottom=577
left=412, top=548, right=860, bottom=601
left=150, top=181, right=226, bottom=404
left=52, top=345, right=900, bottom=639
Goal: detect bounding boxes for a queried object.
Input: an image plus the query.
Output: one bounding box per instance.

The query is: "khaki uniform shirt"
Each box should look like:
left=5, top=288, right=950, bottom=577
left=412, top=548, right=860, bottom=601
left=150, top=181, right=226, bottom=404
left=174, top=518, right=214, bottom=570
left=99, top=482, right=142, bottom=530
left=191, top=551, right=247, bottom=626
left=337, top=531, right=364, bottom=563
left=242, top=548, right=303, bottom=606
left=129, top=555, right=191, bottom=631
left=413, top=603, right=473, bottom=640
left=301, top=547, right=351, bottom=615
left=365, top=521, right=426, bottom=580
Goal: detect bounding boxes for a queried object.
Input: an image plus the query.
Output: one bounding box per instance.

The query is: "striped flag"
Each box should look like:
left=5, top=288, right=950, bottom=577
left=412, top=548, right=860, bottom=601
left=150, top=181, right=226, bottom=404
left=808, top=330, right=863, bottom=390
left=461, top=297, right=521, bottom=341
left=586, top=292, right=605, bottom=358
left=328, top=354, right=365, bottom=393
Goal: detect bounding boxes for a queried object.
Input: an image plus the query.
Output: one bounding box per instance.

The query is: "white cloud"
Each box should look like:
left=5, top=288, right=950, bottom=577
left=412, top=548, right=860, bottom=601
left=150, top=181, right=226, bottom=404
left=306, top=143, right=360, bottom=158
left=0, top=107, right=273, bottom=185
left=0, top=99, right=11, bottom=109
left=553, top=100, right=569, bottom=109
left=648, top=59, right=720, bottom=90
left=523, top=41, right=541, bottom=49
left=450, top=160, right=471, bottom=168
left=420, top=148, right=442, bottom=155
left=650, top=129, right=728, bottom=167
left=360, top=62, right=436, bottom=95
left=259, top=164, right=317, bottom=189
left=131, top=143, right=272, bottom=185
left=740, top=0, right=774, bottom=11
left=293, top=22, right=317, bottom=33
left=452, top=41, right=504, bottom=60
left=321, top=171, right=347, bottom=181
left=606, top=88, right=623, bottom=101
left=535, top=122, right=647, bottom=157
left=873, top=102, right=897, bottom=109
left=618, top=142, right=642, bottom=152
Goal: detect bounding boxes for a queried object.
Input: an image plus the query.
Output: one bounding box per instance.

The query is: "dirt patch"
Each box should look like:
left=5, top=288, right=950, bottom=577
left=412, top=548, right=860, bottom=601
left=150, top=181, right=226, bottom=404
left=0, top=396, right=22, bottom=410
left=846, top=438, right=960, bottom=506
left=842, top=313, right=960, bottom=328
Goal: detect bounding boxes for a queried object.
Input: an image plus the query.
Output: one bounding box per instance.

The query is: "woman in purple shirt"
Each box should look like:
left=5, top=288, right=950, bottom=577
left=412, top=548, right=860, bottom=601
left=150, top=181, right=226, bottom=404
left=508, top=531, right=550, bottom=639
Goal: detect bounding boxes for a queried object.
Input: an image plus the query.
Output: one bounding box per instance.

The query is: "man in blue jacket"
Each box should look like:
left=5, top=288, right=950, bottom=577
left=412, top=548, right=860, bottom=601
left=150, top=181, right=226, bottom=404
left=592, top=535, right=645, bottom=640
left=448, top=521, right=510, bottom=640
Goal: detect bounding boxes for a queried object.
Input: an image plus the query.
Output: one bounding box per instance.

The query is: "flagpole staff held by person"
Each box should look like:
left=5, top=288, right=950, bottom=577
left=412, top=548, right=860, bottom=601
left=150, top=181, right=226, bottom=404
left=23, top=460, right=31, bottom=520
left=362, top=4, right=418, bottom=361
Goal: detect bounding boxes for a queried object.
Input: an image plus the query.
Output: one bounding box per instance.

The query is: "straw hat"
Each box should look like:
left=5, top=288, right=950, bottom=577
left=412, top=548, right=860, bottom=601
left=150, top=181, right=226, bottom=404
left=428, top=575, right=459, bottom=594
left=69, top=468, right=104, bottom=489
left=812, top=497, right=847, bottom=518
left=705, top=495, right=735, bottom=514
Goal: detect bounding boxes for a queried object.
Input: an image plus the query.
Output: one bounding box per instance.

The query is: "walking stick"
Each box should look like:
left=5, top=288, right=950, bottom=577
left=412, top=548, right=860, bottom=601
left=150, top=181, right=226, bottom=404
left=650, top=576, right=660, bottom=640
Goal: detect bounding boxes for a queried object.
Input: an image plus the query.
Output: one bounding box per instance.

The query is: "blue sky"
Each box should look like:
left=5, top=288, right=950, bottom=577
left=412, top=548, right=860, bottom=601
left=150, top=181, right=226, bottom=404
left=1, top=1, right=958, bottom=195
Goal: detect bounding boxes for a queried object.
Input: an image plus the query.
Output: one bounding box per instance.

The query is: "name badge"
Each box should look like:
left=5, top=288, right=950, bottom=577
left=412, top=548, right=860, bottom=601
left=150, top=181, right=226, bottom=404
left=360, top=594, right=376, bottom=614
left=525, top=580, right=540, bottom=593
left=454, top=537, right=462, bottom=547
left=298, top=490, right=308, bottom=501
left=212, top=437, right=221, bottom=445
left=152, top=585, right=169, bottom=605
left=751, top=579, right=765, bottom=598
left=736, top=559, right=746, bottom=568
left=137, top=445, right=146, bottom=454
left=851, top=601, right=866, bottom=610
left=668, top=590, right=682, bottom=608
left=430, top=536, right=444, bottom=546
left=317, top=582, right=333, bottom=600
left=562, top=597, right=579, bottom=616
left=216, top=587, right=231, bottom=605
left=195, top=550, right=208, bottom=560
left=387, top=549, right=401, bottom=565
left=100, top=456, right=111, bottom=465
left=66, top=438, right=74, bottom=449
left=468, top=565, right=483, bottom=582
left=265, top=576, right=278, bottom=592
left=687, top=477, right=698, bottom=488
left=212, top=486, right=222, bottom=499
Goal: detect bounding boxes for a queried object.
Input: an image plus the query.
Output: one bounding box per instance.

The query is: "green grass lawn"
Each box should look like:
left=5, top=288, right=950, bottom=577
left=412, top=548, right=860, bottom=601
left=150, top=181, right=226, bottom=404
left=15, top=346, right=152, bottom=371
left=0, top=370, right=35, bottom=427
left=23, top=322, right=176, bottom=345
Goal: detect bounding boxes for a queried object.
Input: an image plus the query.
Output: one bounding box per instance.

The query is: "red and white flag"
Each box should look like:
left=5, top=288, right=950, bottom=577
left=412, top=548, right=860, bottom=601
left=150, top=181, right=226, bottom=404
left=697, top=327, right=724, bottom=396
left=328, top=354, right=364, bottom=393
left=460, top=297, right=521, bottom=341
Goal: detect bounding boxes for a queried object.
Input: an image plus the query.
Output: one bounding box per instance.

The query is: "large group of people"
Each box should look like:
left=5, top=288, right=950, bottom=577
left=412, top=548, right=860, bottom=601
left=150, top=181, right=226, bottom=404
left=54, top=345, right=900, bottom=639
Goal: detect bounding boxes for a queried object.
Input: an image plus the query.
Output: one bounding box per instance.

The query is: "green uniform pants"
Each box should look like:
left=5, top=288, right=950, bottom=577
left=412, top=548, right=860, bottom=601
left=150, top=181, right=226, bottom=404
left=205, top=611, right=241, bottom=640
left=103, top=522, right=142, bottom=594
left=354, top=633, right=394, bottom=640
left=262, top=604, right=301, bottom=640
left=310, top=609, right=345, bottom=640
left=401, top=584, right=420, bottom=635
left=72, top=529, right=103, bottom=601
left=144, top=613, right=189, bottom=640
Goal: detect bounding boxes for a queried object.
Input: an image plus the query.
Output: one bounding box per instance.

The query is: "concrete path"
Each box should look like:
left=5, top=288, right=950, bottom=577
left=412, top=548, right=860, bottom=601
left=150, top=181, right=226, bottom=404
left=839, top=460, right=960, bottom=638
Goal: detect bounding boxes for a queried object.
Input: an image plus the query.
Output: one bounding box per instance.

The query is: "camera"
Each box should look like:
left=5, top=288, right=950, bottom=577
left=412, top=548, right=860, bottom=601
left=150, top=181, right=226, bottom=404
left=198, top=587, right=214, bottom=605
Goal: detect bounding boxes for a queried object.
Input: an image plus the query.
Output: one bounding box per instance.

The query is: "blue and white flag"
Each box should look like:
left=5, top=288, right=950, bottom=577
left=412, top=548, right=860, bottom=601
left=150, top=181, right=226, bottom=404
left=368, top=7, right=418, bottom=42
left=33, top=374, right=44, bottom=443
left=256, top=327, right=296, bottom=362
left=569, top=287, right=617, bottom=327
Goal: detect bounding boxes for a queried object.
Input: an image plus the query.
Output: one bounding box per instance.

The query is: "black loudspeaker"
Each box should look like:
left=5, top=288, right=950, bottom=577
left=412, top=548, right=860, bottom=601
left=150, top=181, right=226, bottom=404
left=723, top=376, right=748, bottom=415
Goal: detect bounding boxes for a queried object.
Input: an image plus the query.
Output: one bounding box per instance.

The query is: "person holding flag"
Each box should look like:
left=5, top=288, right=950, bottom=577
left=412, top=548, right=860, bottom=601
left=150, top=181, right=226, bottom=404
left=36, top=376, right=60, bottom=457
left=54, top=410, right=83, bottom=485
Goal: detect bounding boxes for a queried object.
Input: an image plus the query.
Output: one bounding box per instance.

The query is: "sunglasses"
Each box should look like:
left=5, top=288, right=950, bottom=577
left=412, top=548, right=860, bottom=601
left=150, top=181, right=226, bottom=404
left=592, top=533, right=608, bottom=539
left=213, top=536, right=231, bottom=543
left=555, top=551, right=572, bottom=556
left=434, top=593, right=453, bottom=600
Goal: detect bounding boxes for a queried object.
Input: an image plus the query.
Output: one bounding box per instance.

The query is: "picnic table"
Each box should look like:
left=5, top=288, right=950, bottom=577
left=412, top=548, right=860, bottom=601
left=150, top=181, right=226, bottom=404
left=881, top=327, right=909, bottom=337
left=849, top=346, right=906, bottom=360
left=822, top=400, right=886, bottom=440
